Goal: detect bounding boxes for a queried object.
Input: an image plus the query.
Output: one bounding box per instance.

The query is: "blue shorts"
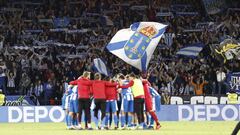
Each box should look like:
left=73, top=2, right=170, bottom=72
left=106, top=100, right=118, bottom=113
left=121, top=98, right=134, bottom=112
left=69, top=99, right=78, bottom=113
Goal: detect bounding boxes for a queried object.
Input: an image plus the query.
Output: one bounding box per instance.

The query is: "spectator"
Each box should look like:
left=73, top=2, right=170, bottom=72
left=6, top=70, right=16, bottom=95
left=184, top=82, right=195, bottom=95
left=190, top=77, right=208, bottom=96
left=178, top=83, right=185, bottom=95
left=43, top=79, right=54, bottom=105
left=27, top=83, right=35, bottom=96
left=34, top=80, right=44, bottom=105
left=167, top=76, right=175, bottom=95
left=19, top=72, right=31, bottom=95
left=216, top=67, right=226, bottom=95
left=54, top=81, right=63, bottom=105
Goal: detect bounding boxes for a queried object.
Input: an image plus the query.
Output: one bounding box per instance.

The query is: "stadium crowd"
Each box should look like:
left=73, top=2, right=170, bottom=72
left=0, top=0, right=240, bottom=105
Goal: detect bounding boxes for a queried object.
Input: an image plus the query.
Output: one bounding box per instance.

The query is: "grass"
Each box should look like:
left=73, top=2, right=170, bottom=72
left=0, top=121, right=238, bottom=135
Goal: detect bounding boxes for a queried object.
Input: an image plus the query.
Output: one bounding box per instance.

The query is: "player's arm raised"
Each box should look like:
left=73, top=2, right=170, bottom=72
left=69, top=80, right=78, bottom=85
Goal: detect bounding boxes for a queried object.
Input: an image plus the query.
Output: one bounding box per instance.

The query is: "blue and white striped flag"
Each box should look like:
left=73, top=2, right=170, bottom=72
left=176, top=43, right=204, bottom=58
left=93, top=58, right=109, bottom=76
left=106, top=22, right=167, bottom=71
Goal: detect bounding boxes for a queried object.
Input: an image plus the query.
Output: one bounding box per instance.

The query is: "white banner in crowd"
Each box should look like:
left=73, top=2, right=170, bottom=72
left=176, top=43, right=204, bottom=58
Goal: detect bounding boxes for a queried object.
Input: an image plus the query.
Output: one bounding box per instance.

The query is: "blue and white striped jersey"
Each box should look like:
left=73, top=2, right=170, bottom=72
left=121, top=80, right=133, bottom=95
left=70, top=86, right=78, bottom=101
left=121, top=80, right=134, bottom=101
left=149, top=87, right=160, bottom=97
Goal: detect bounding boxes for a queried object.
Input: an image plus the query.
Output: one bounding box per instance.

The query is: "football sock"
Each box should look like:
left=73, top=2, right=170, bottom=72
left=127, top=116, right=132, bottom=126
left=94, top=117, right=99, bottom=128
left=113, top=114, right=118, bottom=127
left=105, top=114, right=110, bottom=126
left=65, top=114, right=69, bottom=126
left=68, top=115, right=73, bottom=127
left=120, top=115, right=125, bottom=127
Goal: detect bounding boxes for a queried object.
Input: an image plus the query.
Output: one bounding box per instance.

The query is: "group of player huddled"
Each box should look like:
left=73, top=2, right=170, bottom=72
left=62, top=71, right=161, bottom=130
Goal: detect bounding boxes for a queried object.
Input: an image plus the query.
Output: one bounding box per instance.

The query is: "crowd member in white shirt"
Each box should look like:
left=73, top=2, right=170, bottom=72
left=216, top=67, right=226, bottom=95
left=164, top=76, right=173, bottom=94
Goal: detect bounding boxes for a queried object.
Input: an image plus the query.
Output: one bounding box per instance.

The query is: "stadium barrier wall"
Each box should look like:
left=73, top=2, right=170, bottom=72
left=0, top=105, right=240, bottom=123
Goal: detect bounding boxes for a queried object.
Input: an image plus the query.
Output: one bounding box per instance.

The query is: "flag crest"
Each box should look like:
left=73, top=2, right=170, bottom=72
left=107, top=22, right=167, bottom=71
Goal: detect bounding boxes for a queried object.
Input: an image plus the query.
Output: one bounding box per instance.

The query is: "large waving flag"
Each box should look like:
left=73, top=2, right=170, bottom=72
left=213, top=39, right=240, bottom=63
left=93, top=58, right=109, bottom=76
left=106, top=22, right=167, bottom=71
left=176, top=43, right=204, bottom=58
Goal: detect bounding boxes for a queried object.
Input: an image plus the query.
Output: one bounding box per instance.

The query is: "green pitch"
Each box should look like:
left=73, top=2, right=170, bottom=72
left=0, top=121, right=238, bottom=135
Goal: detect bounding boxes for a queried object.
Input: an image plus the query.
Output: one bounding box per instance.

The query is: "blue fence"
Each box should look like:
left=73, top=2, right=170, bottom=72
left=0, top=105, right=240, bottom=123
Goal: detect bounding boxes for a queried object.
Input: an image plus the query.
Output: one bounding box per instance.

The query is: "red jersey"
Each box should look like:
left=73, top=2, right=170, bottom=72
left=105, top=82, right=118, bottom=100
left=70, top=78, right=92, bottom=99
left=142, top=80, right=153, bottom=111
left=91, top=80, right=107, bottom=99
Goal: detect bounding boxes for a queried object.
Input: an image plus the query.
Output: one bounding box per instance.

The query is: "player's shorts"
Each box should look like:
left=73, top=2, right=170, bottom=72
left=106, top=100, right=118, bottom=113
left=121, top=94, right=134, bottom=112
left=69, top=99, right=79, bottom=113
